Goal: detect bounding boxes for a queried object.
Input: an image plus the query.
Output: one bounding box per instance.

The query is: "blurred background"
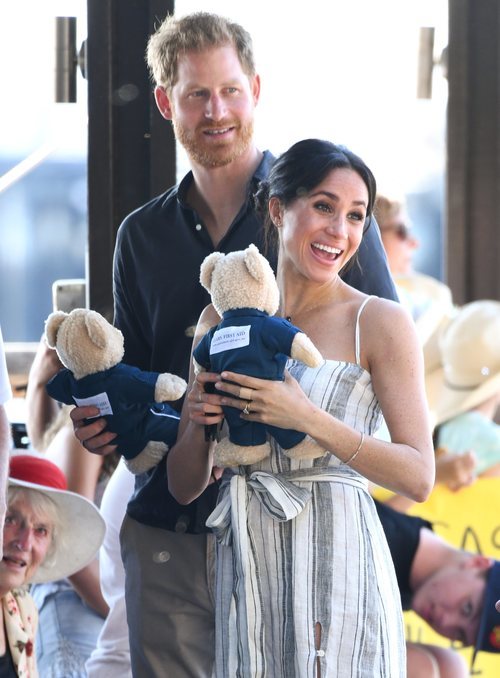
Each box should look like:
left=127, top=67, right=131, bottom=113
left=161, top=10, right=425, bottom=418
left=0, top=0, right=449, bottom=341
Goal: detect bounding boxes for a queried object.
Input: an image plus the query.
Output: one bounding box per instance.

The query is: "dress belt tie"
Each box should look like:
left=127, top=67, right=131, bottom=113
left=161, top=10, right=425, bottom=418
left=206, top=469, right=369, bottom=546
left=206, top=469, right=370, bottom=673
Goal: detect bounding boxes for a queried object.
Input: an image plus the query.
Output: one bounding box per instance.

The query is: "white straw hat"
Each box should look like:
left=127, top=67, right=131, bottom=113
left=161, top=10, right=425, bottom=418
left=8, top=454, right=105, bottom=584
left=425, top=300, right=500, bottom=426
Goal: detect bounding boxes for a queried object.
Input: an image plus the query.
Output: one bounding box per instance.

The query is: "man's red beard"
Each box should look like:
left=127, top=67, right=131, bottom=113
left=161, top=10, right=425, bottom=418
left=173, top=118, right=254, bottom=168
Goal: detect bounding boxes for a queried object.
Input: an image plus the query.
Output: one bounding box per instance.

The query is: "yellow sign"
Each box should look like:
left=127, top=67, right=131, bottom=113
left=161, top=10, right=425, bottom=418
left=405, top=479, right=500, bottom=676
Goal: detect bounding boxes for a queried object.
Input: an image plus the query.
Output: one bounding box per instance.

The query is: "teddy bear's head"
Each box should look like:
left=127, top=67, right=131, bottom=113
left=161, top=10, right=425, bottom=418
left=199, top=244, right=279, bottom=317
left=45, top=309, right=124, bottom=380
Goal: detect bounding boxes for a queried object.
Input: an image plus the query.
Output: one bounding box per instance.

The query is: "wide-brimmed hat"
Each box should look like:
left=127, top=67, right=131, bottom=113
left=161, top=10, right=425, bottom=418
left=473, top=561, right=500, bottom=661
left=7, top=454, right=105, bottom=583
left=426, top=300, right=500, bottom=426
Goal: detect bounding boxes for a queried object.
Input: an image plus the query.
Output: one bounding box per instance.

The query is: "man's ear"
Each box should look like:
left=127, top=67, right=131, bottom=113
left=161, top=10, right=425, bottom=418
left=464, top=554, right=494, bottom=573
left=251, top=74, right=261, bottom=105
left=154, top=86, right=173, bottom=120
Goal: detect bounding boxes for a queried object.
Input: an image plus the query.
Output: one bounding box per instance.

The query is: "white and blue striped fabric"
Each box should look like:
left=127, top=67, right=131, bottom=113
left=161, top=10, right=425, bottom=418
left=207, top=298, right=406, bottom=677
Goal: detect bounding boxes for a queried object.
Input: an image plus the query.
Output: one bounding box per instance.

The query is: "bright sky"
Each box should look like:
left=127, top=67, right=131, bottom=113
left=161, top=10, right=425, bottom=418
left=0, top=0, right=448, bottom=198
left=0, top=0, right=449, bottom=341
left=177, top=0, right=449, bottom=197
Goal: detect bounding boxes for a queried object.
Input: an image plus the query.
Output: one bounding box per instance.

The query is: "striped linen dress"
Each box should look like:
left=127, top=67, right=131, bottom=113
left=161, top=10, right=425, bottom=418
left=207, top=298, right=406, bottom=677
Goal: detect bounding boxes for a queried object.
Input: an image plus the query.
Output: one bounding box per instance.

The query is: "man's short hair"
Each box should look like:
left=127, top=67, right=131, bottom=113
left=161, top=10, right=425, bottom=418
left=146, top=11, right=255, bottom=91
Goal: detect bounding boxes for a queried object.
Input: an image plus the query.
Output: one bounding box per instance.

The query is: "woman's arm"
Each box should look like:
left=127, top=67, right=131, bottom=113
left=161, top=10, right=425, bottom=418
left=25, top=338, right=63, bottom=450
left=69, top=560, right=109, bottom=618
left=46, top=423, right=104, bottom=501
left=215, top=299, right=435, bottom=503
left=46, top=423, right=110, bottom=615
left=167, top=305, right=225, bottom=505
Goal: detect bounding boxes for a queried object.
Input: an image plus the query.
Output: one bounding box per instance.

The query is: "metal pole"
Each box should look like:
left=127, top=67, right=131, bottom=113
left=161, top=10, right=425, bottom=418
left=55, top=16, right=77, bottom=103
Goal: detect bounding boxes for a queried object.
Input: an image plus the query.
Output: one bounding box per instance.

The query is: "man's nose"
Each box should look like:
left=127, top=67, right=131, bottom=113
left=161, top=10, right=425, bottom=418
left=439, top=609, right=457, bottom=635
left=205, top=93, right=227, bottom=120
left=409, top=235, right=419, bottom=249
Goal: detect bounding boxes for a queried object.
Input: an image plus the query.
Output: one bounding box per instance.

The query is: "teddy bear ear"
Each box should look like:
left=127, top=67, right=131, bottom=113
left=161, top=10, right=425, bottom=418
left=84, top=310, right=113, bottom=350
left=244, top=244, right=267, bottom=282
left=199, top=252, right=225, bottom=292
left=44, top=311, right=68, bottom=348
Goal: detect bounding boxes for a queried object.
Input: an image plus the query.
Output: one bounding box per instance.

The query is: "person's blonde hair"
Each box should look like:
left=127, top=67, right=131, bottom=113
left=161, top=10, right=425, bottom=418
left=146, top=12, right=255, bottom=91
left=374, top=194, right=405, bottom=230
left=7, top=487, right=62, bottom=568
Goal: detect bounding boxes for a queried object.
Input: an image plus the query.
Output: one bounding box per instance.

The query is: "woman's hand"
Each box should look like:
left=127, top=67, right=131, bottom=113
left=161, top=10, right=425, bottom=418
left=214, top=370, right=316, bottom=434
left=29, top=338, right=64, bottom=386
left=187, top=371, right=225, bottom=426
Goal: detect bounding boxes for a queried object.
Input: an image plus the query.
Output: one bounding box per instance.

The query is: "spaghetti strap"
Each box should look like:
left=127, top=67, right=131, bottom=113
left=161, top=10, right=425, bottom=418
left=355, top=296, right=375, bottom=365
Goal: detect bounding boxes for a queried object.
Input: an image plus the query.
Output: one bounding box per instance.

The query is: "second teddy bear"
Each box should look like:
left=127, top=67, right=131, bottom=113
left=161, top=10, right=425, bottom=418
left=44, top=308, right=186, bottom=474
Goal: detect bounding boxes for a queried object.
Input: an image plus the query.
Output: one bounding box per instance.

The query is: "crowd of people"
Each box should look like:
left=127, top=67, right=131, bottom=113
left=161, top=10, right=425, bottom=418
left=0, top=9, right=499, bottom=678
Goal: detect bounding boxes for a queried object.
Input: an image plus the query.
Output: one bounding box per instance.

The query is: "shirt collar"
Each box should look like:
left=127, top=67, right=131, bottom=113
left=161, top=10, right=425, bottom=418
left=176, top=150, right=275, bottom=208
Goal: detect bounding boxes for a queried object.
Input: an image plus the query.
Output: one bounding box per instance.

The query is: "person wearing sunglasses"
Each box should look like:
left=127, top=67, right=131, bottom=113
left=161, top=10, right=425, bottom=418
left=374, top=194, right=453, bottom=347
left=375, top=194, right=419, bottom=277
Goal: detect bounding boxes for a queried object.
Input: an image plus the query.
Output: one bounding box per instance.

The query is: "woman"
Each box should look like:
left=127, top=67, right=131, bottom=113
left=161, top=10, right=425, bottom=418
left=374, top=193, right=453, bottom=344
left=168, top=139, right=435, bottom=677
left=375, top=194, right=419, bottom=278
left=25, top=336, right=119, bottom=677
left=0, top=454, right=105, bottom=677
left=0, top=325, right=11, bottom=553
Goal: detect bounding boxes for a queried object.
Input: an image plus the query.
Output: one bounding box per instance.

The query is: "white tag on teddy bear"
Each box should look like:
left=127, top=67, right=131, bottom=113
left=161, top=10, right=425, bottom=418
left=73, top=392, right=114, bottom=417
left=210, top=325, right=251, bottom=355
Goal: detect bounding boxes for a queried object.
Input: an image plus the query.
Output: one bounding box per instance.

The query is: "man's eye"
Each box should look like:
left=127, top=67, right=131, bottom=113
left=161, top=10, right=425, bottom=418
left=462, top=600, right=473, bottom=618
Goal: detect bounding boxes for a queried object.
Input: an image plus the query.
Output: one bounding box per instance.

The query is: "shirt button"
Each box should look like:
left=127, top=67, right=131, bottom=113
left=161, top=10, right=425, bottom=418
left=316, top=650, right=325, bottom=657
left=195, top=223, right=202, bottom=231
left=153, top=550, right=170, bottom=563
left=175, top=515, right=189, bottom=533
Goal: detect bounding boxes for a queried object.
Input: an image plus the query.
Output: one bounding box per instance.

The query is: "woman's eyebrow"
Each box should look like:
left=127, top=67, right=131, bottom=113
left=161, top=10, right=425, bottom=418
left=309, top=190, right=367, bottom=207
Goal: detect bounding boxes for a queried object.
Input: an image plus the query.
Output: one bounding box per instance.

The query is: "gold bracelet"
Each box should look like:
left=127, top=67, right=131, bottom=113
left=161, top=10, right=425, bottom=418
left=343, top=432, right=364, bottom=465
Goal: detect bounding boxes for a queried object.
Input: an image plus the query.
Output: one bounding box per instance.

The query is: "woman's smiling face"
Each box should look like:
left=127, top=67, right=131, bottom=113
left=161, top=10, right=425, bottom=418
left=273, top=167, right=369, bottom=283
left=0, top=495, right=53, bottom=592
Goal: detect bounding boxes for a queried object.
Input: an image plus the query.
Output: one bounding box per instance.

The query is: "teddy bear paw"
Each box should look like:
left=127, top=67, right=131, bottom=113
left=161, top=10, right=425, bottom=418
left=282, top=435, right=325, bottom=460
left=124, top=441, right=169, bottom=474
left=155, top=373, right=188, bottom=401
left=214, top=438, right=271, bottom=467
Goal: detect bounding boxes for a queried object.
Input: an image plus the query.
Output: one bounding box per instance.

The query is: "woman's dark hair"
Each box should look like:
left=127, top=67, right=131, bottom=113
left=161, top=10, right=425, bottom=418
left=255, top=139, right=377, bottom=264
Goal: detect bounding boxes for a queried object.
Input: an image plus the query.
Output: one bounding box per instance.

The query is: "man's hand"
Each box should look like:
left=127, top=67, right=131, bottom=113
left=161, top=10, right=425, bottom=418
left=435, top=447, right=477, bottom=492
left=70, top=405, right=118, bottom=456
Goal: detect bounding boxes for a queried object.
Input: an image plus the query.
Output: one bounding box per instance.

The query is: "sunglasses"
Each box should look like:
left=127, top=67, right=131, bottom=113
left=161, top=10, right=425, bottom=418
left=381, top=223, right=412, bottom=241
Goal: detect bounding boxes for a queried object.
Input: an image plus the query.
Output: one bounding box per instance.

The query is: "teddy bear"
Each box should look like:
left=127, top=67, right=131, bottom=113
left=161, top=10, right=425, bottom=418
left=193, top=244, right=325, bottom=467
left=44, top=308, right=187, bottom=474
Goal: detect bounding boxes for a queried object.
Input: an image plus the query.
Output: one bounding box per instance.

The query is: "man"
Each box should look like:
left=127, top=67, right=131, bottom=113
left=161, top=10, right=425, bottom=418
left=0, top=326, right=12, bottom=557
left=73, top=12, right=398, bottom=677
left=376, top=500, right=500, bottom=676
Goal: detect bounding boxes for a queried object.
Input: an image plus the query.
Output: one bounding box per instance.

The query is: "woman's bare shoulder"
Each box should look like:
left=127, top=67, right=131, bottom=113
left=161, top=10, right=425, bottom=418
left=362, top=296, right=420, bottom=355
left=364, top=296, right=412, bottom=326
